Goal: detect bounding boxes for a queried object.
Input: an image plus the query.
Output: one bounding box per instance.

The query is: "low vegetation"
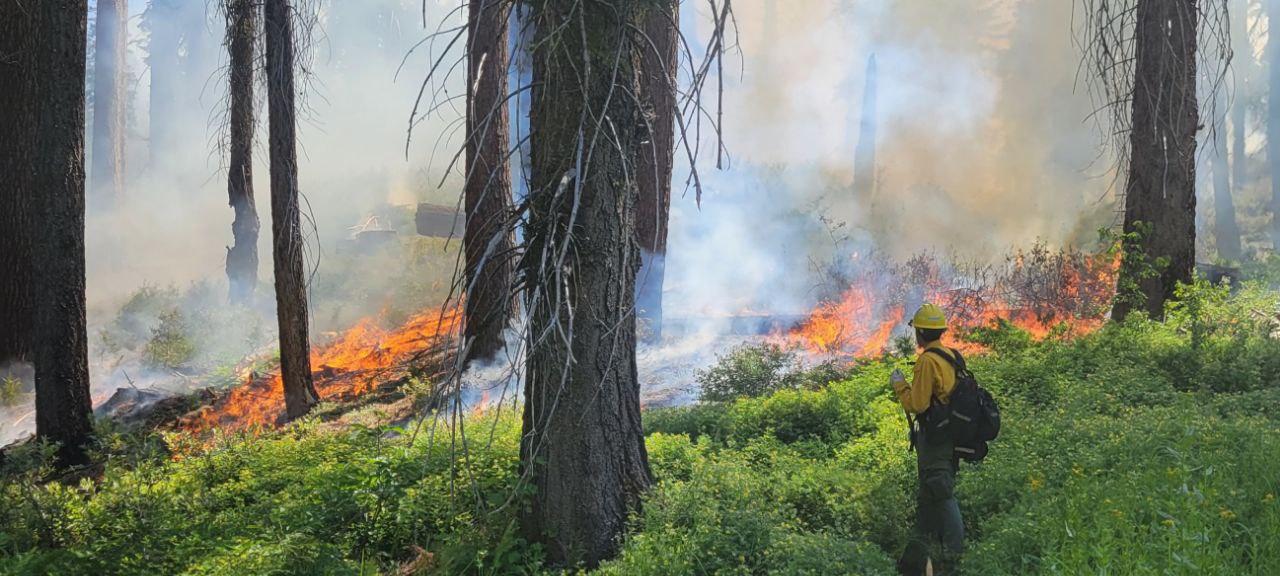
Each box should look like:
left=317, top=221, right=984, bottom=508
left=3, top=280, right=1279, bottom=574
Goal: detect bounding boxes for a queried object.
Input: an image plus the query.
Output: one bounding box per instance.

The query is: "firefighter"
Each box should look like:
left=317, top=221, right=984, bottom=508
left=891, top=303, right=964, bottom=575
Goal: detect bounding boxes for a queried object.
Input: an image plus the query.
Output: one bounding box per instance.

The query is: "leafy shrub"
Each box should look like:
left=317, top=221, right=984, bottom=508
left=0, top=376, right=26, bottom=407
left=5, top=284, right=1280, bottom=575
left=599, top=446, right=896, bottom=576
left=698, top=343, right=802, bottom=402
left=142, top=309, right=196, bottom=369
left=963, top=318, right=1035, bottom=355
left=99, top=285, right=180, bottom=355
left=183, top=534, right=361, bottom=576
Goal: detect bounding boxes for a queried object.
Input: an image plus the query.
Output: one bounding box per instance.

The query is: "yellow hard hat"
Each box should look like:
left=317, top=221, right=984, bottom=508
left=909, top=303, right=948, bottom=330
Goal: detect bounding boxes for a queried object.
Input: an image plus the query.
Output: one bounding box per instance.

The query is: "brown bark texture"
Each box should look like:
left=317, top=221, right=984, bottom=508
left=1112, top=0, right=1198, bottom=320
left=463, top=0, right=514, bottom=364
left=520, top=0, right=656, bottom=566
left=634, top=3, right=678, bottom=340
left=0, top=0, right=95, bottom=466
left=264, top=0, right=318, bottom=420
left=90, top=0, right=127, bottom=205
left=225, top=0, right=260, bottom=303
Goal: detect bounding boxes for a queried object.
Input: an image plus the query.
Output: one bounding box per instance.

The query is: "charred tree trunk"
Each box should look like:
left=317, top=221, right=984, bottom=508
left=1112, top=0, right=1198, bottom=320
left=635, top=4, right=678, bottom=342
left=147, top=0, right=182, bottom=169
left=852, top=52, right=878, bottom=201
left=0, top=0, right=95, bottom=467
left=264, top=0, right=318, bottom=420
left=520, top=0, right=654, bottom=566
left=462, top=0, right=513, bottom=364
left=1214, top=95, right=1242, bottom=261
left=225, top=0, right=260, bottom=303
left=90, top=0, right=127, bottom=205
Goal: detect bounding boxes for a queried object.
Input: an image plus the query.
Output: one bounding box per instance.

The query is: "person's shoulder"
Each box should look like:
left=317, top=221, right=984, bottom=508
left=921, top=346, right=956, bottom=367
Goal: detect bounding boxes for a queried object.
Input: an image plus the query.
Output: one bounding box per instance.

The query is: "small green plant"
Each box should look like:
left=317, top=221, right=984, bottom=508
left=0, top=376, right=25, bottom=407
left=99, top=285, right=181, bottom=355
left=697, top=343, right=801, bottom=402
left=1102, top=222, right=1168, bottom=314
left=143, top=309, right=195, bottom=369
left=964, top=318, right=1034, bottom=354
left=403, top=376, right=435, bottom=412
left=891, top=335, right=916, bottom=358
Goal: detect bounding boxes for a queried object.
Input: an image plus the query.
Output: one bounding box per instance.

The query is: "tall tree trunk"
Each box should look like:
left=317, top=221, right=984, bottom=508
left=521, top=0, right=654, bottom=566
left=148, top=0, right=182, bottom=169
left=225, top=0, right=260, bottom=303
left=852, top=52, right=878, bottom=201
left=0, top=0, right=95, bottom=467
left=1214, top=94, right=1242, bottom=261
left=1269, top=0, right=1280, bottom=249
left=91, top=0, right=127, bottom=205
left=635, top=4, right=678, bottom=342
left=264, top=0, right=318, bottom=420
left=463, top=0, right=513, bottom=364
left=1112, top=0, right=1198, bottom=320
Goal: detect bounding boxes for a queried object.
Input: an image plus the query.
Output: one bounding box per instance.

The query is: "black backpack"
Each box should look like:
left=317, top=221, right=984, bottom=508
left=920, top=348, right=1001, bottom=461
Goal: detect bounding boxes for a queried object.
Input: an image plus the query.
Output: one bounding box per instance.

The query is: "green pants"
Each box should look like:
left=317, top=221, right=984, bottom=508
left=898, top=432, right=964, bottom=575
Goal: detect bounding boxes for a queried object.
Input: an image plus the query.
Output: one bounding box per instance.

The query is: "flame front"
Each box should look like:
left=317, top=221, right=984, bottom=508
left=783, top=249, right=1119, bottom=357
left=179, top=307, right=459, bottom=434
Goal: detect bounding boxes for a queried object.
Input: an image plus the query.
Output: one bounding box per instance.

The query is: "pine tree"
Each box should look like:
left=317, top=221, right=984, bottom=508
left=225, top=0, right=260, bottom=303
left=264, top=0, right=319, bottom=419
left=462, top=0, right=514, bottom=364
left=635, top=3, right=679, bottom=341
left=1111, top=0, right=1198, bottom=320
left=0, top=0, right=95, bottom=467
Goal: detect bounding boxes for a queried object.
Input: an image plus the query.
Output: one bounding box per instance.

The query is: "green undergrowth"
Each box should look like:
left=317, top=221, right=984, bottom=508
left=4, top=281, right=1280, bottom=575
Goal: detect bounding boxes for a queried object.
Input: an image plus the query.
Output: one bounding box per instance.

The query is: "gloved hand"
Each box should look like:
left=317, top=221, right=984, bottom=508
left=889, top=368, right=907, bottom=393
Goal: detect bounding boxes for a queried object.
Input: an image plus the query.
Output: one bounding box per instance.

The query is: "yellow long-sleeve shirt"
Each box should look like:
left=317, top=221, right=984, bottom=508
left=892, top=341, right=957, bottom=415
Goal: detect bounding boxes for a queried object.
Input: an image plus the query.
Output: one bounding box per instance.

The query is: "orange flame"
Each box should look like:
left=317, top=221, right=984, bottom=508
left=783, top=250, right=1119, bottom=358
left=178, top=307, right=459, bottom=434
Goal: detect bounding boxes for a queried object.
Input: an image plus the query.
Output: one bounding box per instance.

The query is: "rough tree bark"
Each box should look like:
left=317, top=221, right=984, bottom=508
left=462, top=0, right=514, bottom=364
left=635, top=3, right=678, bottom=341
left=1269, top=0, right=1280, bottom=249
left=1214, top=91, right=1242, bottom=261
left=264, top=0, right=319, bottom=420
left=1112, top=0, right=1198, bottom=320
left=520, top=0, right=654, bottom=566
left=852, top=52, right=878, bottom=201
left=90, top=0, right=127, bottom=205
left=225, top=0, right=260, bottom=303
left=0, top=0, right=95, bottom=467
left=147, top=0, right=182, bottom=169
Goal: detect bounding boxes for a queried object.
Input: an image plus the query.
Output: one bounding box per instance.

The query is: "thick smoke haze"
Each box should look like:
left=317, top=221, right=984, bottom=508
left=4, top=0, right=1140, bottom=442
left=80, top=0, right=1119, bottom=320
left=86, top=0, right=464, bottom=312
left=664, top=0, right=1118, bottom=319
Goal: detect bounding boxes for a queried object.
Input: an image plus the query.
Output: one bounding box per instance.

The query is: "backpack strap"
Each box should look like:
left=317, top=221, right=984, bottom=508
left=923, top=346, right=965, bottom=370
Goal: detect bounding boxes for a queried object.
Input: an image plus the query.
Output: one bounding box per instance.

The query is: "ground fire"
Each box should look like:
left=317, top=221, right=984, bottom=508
left=177, top=307, right=459, bottom=434
left=781, top=246, right=1119, bottom=356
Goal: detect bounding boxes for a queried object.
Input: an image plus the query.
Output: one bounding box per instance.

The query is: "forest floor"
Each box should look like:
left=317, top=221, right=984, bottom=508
left=3, top=280, right=1280, bottom=575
